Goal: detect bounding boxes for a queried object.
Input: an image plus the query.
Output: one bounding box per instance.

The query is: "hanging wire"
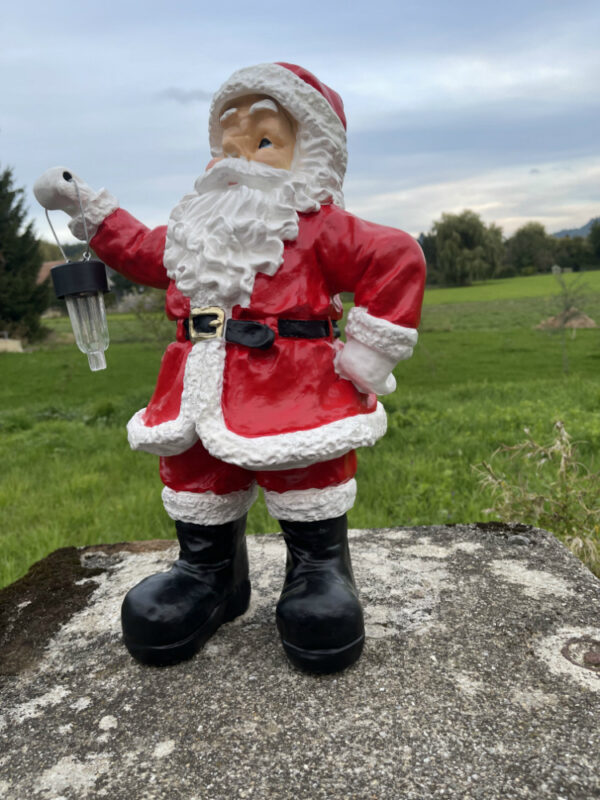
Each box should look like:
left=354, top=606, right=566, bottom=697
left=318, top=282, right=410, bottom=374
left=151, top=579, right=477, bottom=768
left=44, top=173, right=92, bottom=262
left=69, top=176, right=92, bottom=261
left=45, top=209, right=69, bottom=262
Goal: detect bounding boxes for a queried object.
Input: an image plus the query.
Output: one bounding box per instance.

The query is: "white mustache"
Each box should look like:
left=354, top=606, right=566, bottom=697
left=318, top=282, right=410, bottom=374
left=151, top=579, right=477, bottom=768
left=194, top=158, right=291, bottom=194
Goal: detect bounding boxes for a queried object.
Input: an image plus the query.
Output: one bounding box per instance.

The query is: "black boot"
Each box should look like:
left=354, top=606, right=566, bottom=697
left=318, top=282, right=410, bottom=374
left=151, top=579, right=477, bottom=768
left=121, top=515, right=250, bottom=666
left=276, top=515, right=364, bottom=674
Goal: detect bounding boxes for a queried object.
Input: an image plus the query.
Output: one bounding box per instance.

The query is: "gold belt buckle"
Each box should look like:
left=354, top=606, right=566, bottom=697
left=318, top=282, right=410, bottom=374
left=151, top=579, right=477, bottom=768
left=189, top=306, right=226, bottom=342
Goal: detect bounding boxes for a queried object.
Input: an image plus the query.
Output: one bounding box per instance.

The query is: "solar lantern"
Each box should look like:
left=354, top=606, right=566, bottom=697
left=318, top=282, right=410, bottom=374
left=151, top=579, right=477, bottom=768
left=44, top=173, right=111, bottom=371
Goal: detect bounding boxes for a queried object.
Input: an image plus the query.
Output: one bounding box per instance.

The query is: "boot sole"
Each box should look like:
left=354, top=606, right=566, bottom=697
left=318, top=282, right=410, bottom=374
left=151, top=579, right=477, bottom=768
left=123, top=579, right=251, bottom=667
left=280, top=632, right=365, bottom=674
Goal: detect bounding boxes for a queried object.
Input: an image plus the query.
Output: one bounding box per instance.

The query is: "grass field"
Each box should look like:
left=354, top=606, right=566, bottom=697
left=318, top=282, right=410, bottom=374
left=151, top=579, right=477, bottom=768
left=423, top=270, right=600, bottom=305
left=1, top=272, right=599, bottom=587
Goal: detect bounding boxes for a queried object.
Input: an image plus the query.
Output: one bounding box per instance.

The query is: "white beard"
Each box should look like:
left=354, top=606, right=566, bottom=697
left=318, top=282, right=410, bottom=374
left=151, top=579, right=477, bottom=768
left=163, top=158, right=321, bottom=311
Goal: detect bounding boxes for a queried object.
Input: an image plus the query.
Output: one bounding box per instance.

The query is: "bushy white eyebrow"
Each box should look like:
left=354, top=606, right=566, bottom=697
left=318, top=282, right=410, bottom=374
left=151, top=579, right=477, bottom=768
left=249, top=99, right=279, bottom=115
left=219, top=107, right=238, bottom=123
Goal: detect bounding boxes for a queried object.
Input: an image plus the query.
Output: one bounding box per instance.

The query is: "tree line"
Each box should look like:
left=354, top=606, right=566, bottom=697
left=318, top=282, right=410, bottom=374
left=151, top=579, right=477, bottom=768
left=420, top=211, right=600, bottom=287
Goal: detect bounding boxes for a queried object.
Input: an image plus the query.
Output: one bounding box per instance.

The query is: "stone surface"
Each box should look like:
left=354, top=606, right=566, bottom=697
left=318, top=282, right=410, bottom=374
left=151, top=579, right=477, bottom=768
left=1, top=523, right=599, bottom=800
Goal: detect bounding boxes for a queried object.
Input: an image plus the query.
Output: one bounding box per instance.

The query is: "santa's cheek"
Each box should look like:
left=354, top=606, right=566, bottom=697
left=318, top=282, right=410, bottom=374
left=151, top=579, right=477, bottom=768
left=253, top=151, right=288, bottom=170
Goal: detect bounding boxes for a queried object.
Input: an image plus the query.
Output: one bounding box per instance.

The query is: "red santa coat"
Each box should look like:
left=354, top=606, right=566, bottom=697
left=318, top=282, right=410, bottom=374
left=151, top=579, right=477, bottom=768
left=91, top=203, right=426, bottom=471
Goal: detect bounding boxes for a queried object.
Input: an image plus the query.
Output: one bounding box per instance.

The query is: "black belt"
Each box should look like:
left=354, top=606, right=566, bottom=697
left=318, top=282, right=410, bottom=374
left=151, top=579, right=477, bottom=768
left=183, top=307, right=337, bottom=350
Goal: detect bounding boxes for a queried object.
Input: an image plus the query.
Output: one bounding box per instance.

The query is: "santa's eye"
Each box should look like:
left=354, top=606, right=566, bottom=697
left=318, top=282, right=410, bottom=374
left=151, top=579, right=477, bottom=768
left=258, top=138, right=272, bottom=149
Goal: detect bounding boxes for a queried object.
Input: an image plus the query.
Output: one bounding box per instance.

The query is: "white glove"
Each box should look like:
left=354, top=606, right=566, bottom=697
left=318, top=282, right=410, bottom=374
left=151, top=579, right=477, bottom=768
left=34, top=167, right=95, bottom=215
left=334, top=337, right=397, bottom=395
left=33, top=166, right=118, bottom=241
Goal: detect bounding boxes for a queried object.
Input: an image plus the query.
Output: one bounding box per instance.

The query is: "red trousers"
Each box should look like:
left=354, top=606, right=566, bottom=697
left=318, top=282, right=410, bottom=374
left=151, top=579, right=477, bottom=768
left=159, top=441, right=358, bottom=524
left=160, top=441, right=356, bottom=493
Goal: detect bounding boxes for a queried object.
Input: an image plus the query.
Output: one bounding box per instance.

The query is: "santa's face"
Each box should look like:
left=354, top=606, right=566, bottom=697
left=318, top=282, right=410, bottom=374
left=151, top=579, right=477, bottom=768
left=214, top=94, right=297, bottom=171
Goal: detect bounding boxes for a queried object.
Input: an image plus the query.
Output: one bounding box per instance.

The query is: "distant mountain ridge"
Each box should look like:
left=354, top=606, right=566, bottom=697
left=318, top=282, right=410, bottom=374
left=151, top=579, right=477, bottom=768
left=553, top=217, right=599, bottom=239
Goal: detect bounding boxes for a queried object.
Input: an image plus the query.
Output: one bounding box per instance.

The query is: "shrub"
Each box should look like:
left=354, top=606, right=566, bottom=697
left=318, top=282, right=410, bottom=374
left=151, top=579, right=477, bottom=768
left=474, top=421, right=600, bottom=576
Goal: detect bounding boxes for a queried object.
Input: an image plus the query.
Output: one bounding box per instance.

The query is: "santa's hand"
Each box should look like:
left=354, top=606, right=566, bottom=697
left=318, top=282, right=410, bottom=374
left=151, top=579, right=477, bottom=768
left=34, top=167, right=96, bottom=216
left=33, top=167, right=118, bottom=241
left=334, top=338, right=397, bottom=396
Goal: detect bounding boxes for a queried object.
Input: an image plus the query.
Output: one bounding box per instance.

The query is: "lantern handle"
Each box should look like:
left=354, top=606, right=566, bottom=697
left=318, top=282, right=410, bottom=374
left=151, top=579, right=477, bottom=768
left=44, top=173, right=92, bottom=263
left=44, top=209, right=69, bottom=263
left=66, top=173, right=92, bottom=261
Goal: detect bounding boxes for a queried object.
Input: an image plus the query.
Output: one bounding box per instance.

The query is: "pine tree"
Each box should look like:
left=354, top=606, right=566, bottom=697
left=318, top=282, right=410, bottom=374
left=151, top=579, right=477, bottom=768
left=0, top=167, right=51, bottom=340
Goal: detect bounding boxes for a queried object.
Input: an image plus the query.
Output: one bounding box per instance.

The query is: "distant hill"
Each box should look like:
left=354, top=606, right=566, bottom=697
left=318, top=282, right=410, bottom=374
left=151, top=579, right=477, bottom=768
left=553, top=217, right=599, bottom=239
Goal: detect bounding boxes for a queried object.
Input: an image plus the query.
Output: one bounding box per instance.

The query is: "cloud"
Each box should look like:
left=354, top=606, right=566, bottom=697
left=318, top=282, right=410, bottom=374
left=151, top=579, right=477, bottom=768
left=345, top=96, right=600, bottom=207
left=345, top=156, right=600, bottom=238
left=156, top=87, right=213, bottom=105
left=341, top=24, right=600, bottom=129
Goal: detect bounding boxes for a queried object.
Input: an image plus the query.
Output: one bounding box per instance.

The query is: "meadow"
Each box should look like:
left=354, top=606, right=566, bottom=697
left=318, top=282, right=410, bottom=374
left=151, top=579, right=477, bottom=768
left=1, top=272, right=599, bottom=587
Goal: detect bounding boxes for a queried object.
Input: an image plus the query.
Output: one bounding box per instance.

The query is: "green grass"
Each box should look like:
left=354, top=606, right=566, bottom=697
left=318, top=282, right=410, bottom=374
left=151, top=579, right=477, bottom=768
left=423, top=269, right=600, bottom=305
left=421, top=271, right=600, bottom=331
left=2, top=274, right=600, bottom=587
left=421, top=295, right=600, bottom=332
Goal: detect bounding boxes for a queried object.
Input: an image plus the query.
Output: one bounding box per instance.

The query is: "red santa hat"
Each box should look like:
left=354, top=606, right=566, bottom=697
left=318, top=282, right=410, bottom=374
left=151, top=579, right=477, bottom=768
left=274, top=62, right=346, bottom=130
left=208, top=63, right=348, bottom=203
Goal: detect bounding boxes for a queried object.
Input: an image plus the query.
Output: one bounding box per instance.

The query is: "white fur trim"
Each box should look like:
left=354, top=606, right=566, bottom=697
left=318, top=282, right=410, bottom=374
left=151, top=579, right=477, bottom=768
left=182, top=341, right=387, bottom=469
left=346, top=307, right=418, bottom=361
left=209, top=63, right=347, bottom=207
left=68, top=188, right=119, bottom=241
left=127, top=338, right=387, bottom=466
left=127, top=408, right=198, bottom=456
left=263, top=479, right=357, bottom=521
left=162, top=484, right=258, bottom=525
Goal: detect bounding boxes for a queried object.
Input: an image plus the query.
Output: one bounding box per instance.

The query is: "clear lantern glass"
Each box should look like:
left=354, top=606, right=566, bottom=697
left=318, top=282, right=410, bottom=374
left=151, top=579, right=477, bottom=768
left=65, top=290, right=110, bottom=371
left=50, top=258, right=111, bottom=372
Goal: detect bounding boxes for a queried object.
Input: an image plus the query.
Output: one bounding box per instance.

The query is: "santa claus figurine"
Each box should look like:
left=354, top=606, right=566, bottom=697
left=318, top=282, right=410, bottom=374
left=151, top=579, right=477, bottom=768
left=34, top=63, right=426, bottom=673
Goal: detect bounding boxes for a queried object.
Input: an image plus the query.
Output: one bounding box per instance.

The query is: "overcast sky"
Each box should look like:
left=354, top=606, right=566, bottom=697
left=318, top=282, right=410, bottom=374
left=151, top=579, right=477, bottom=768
left=2, top=0, right=599, bottom=244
